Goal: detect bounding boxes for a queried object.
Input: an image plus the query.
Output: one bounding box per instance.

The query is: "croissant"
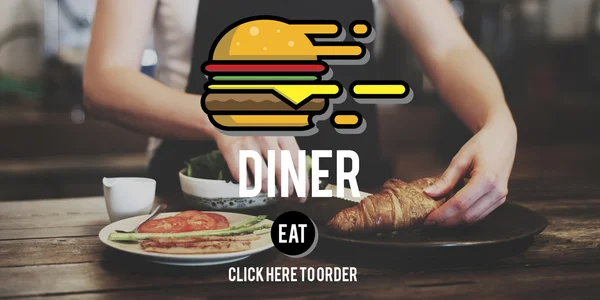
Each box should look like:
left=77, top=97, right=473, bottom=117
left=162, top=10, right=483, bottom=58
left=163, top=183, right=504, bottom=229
left=327, top=177, right=454, bottom=233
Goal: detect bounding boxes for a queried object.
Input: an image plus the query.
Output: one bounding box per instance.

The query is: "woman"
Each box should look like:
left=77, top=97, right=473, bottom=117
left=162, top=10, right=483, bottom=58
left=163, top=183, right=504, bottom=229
left=84, top=0, right=517, bottom=227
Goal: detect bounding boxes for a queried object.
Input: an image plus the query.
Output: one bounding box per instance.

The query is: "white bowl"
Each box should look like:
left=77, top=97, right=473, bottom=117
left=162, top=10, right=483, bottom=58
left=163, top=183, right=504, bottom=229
left=178, top=169, right=280, bottom=211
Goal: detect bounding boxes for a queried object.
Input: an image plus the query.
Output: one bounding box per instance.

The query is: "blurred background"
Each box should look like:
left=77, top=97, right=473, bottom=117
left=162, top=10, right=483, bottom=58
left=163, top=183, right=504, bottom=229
left=1, top=0, right=599, bottom=200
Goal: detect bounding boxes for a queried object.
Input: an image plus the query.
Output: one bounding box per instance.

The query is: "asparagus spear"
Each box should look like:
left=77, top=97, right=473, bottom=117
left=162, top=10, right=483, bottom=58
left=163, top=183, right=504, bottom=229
left=108, top=224, right=271, bottom=242
left=229, top=215, right=267, bottom=230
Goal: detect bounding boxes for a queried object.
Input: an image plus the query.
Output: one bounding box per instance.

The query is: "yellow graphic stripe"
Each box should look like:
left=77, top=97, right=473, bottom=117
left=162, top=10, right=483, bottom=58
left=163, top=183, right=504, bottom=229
left=208, top=84, right=340, bottom=105
left=352, top=24, right=369, bottom=35
left=333, top=114, right=359, bottom=126
left=293, top=24, right=339, bottom=35
left=352, top=84, right=406, bottom=95
left=312, top=45, right=363, bottom=57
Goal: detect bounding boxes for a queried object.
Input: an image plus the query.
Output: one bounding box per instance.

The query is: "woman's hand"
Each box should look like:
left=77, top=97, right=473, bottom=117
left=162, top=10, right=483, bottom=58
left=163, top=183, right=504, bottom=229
left=383, top=0, right=518, bottom=225
left=423, top=115, right=517, bottom=226
left=214, top=134, right=310, bottom=203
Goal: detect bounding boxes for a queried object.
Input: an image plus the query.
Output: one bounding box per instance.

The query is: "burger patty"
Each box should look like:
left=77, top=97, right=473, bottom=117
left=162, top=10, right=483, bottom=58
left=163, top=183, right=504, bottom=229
left=204, top=93, right=326, bottom=111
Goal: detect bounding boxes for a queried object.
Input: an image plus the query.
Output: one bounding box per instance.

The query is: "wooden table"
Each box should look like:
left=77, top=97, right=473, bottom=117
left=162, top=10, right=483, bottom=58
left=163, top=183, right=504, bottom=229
left=1, top=177, right=599, bottom=299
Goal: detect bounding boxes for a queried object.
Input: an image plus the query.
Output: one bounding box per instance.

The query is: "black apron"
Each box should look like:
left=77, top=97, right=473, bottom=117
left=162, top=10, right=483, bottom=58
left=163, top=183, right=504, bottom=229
left=149, top=0, right=391, bottom=195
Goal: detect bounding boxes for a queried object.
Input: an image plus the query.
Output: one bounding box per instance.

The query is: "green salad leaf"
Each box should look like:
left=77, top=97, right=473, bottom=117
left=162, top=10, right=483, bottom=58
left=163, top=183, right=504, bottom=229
left=185, top=150, right=234, bottom=181
left=185, top=150, right=312, bottom=182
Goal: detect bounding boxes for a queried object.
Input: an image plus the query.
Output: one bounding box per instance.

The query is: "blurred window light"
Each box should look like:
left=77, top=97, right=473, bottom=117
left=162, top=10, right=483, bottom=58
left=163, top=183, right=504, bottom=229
left=501, top=4, right=515, bottom=20
left=596, top=8, right=600, bottom=32
left=520, top=0, right=546, bottom=41
left=451, top=0, right=465, bottom=20
left=141, top=49, right=158, bottom=67
left=546, top=0, right=593, bottom=41
left=44, top=0, right=96, bottom=56
left=521, top=0, right=542, bottom=19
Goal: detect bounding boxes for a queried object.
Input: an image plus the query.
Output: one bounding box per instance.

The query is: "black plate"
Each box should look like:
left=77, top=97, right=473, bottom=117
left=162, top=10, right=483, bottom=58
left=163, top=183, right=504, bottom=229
left=295, top=197, right=547, bottom=264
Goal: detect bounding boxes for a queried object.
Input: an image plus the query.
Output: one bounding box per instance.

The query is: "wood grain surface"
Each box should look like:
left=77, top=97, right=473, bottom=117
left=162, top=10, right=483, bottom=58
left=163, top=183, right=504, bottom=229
left=1, top=177, right=599, bottom=299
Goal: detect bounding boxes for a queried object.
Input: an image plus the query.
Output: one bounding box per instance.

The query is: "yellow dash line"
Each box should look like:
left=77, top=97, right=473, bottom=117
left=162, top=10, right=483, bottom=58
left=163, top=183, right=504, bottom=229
left=352, top=84, right=406, bottom=95
left=292, top=24, right=339, bottom=35
left=333, top=114, right=360, bottom=125
left=313, top=45, right=363, bottom=57
left=352, top=24, right=369, bottom=35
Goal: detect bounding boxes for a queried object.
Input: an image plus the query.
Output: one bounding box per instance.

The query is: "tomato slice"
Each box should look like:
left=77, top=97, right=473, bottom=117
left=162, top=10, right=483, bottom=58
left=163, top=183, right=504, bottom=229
left=204, top=213, right=230, bottom=230
left=137, top=216, right=189, bottom=233
left=185, top=213, right=217, bottom=231
left=175, top=210, right=230, bottom=231
left=176, top=210, right=206, bottom=219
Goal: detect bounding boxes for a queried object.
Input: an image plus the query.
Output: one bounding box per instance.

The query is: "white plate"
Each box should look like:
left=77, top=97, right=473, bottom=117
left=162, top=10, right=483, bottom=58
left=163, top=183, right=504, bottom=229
left=99, top=211, right=274, bottom=266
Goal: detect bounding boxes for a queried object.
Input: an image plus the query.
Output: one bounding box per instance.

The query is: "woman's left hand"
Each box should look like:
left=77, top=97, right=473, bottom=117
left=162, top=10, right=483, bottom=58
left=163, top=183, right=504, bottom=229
left=423, top=115, right=518, bottom=227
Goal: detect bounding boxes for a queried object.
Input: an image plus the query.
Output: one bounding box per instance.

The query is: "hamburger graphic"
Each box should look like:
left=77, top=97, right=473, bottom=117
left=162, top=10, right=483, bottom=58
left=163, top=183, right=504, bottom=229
left=201, top=17, right=366, bottom=131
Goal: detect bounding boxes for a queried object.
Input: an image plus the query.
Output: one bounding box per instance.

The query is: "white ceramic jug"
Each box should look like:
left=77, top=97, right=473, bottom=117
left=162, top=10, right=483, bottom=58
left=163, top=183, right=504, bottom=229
left=103, top=177, right=156, bottom=222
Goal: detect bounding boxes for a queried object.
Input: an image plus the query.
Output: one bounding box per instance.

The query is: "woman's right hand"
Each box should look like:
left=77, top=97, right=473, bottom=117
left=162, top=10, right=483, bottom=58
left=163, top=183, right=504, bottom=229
left=213, top=134, right=310, bottom=203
